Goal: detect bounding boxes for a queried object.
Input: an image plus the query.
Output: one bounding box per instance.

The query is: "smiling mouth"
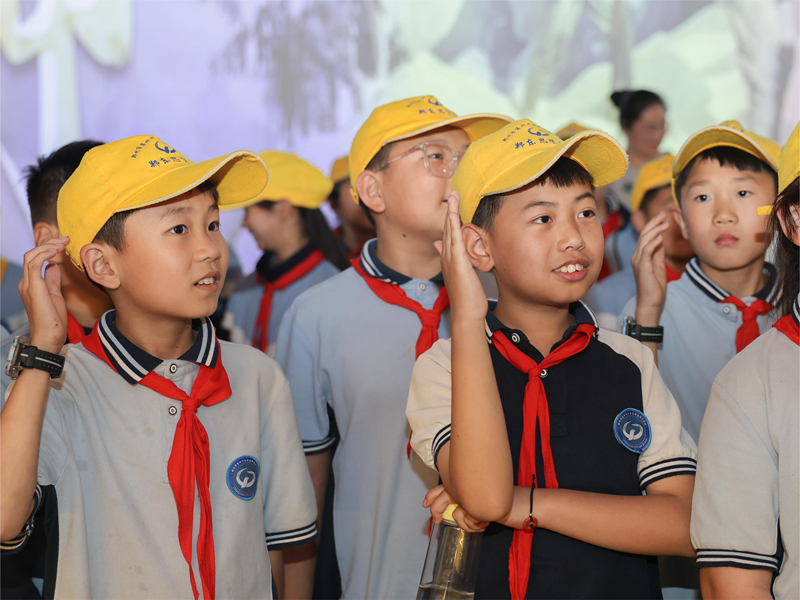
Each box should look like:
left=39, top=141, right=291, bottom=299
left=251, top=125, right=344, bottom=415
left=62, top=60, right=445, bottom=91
left=554, top=263, right=585, bottom=274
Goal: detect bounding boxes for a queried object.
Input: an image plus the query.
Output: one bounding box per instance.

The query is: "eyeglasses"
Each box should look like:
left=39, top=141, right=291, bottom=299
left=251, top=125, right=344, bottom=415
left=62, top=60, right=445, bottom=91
left=373, top=142, right=466, bottom=179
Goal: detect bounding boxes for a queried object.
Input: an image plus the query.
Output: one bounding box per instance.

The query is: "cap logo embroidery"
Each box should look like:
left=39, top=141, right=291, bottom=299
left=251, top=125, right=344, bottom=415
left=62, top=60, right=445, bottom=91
left=226, top=455, right=260, bottom=501
left=613, top=408, right=652, bottom=454
left=155, top=141, right=177, bottom=154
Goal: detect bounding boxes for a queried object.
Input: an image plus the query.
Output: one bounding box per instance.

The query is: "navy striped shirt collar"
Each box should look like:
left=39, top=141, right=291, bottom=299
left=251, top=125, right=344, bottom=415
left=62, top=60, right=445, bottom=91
left=256, top=243, right=317, bottom=283
left=96, top=310, right=219, bottom=385
left=684, top=257, right=779, bottom=304
left=358, top=238, right=444, bottom=285
left=484, top=300, right=599, bottom=347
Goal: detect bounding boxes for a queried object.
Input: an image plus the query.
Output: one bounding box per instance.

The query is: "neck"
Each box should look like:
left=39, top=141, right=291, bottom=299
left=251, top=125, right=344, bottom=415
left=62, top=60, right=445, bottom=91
left=374, top=229, right=442, bottom=280
left=627, top=147, right=657, bottom=170
left=272, top=234, right=310, bottom=266
left=664, top=255, right=691, bottom=276
left=59, top=264, right=114, bottom=328
left=699, top=257, right=768, bottom=299
left=113, top=306, right=197, bottom=360
left=492, top=291, right=574, bottom=359
left=341, top=222, right=374, bottom=254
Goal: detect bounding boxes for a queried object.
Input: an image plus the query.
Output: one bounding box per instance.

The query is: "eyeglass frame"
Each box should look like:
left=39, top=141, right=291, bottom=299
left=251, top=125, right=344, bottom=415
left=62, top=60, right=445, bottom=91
left=371, top=142, right=467, bottom=179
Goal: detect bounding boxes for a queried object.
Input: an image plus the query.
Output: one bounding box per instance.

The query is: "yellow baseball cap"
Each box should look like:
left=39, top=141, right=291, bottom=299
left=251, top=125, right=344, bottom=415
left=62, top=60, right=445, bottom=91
left=330, top=155, right=349, bottom=184
left=556, top=122, right=589, bottom=140
left=779, top=121, right=799, bottom=195
left=630, top=154, right=675, bottom=212
left=348, top=95, right=512, bottom=202
left=237, top=151, right=332, bottom=210
left=454, top=119, right=628, bottom=224
left=58, top=135, right=268, bottom=270
left=672, top=120, right=780, bottom=203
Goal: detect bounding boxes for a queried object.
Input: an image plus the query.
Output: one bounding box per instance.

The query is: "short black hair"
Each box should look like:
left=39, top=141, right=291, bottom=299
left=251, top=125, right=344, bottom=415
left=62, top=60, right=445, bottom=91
left=610, top=90, right=665, bottom=130
left=23, top=140, right=104, bottom=226
left=674, top=146, right=778, bottom=204
left=638, top=184, right=671, bottom=215
left=472, top=157, right=595, bottom=231
left=356, top=142, right=395, bottom=227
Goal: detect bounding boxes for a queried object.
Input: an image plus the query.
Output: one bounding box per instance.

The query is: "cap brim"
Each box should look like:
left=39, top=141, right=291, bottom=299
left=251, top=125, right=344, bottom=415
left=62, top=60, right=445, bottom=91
left=484, top=131, right=628, bottom=198
left=384, top=113, right=514, bottom=146
left=674, top=126, right=779, bottom=175
left=118, top=151, right=268, bottom=213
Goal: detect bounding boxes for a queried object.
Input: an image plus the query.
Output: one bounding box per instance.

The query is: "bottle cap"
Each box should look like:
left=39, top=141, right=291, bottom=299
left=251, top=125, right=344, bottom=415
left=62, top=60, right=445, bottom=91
left=442, top=503, right=458, bottom=524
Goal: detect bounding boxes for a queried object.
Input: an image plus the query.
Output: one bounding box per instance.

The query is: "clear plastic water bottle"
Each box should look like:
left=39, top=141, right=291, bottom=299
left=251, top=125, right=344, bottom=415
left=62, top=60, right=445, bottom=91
left=416, top=503, right=483, bottom=600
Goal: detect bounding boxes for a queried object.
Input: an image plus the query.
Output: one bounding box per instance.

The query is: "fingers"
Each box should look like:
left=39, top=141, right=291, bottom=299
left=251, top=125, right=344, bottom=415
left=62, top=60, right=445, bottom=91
left=20, top=237, right=69, bottom=293
left=453, top=507, right=488, bottom=533
left=43, top=263, right=63, bottom=298
left=422, top=484, right=446, bottom=508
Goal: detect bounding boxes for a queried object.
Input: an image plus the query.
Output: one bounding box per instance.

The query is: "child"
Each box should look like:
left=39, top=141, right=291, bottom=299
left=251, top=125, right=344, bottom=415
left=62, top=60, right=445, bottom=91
left=619, top=121, right=781, bottom=442
left=584, top=153, right=694, bottom=328
left=328, top=154, right=376, bottom=257
left=691, top=121, right=799, bottom=600
left=0, top=139, right=113, bottom=600
left=274, top=96, right=510, bottom=599
left=223, top=151, right=347, bottom=357
left=407, top=119, right=697, bottom=599
left=0, top=136, right=317, bottom=599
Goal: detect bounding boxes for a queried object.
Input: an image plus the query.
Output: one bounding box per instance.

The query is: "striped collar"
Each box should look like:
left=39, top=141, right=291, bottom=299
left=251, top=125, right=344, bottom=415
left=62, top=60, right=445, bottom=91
left=256, top=243, right=318, bottom=283
left=96, top=310, right=219, bottom=384
left=358, top=238, right=444, bottom=286
left=484, top=300, right=599, bottom=347
left=684, top=257, right=779, bottom=303
left=793, top=294, right=800, bottom=328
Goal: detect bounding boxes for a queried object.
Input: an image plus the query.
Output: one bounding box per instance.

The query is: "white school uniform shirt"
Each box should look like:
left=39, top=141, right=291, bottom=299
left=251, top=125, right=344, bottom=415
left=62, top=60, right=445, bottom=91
left=5, top=311, right=317, bottom=599
left=618, top=258, right=779, bottom=442
left=222, top=244, right=339, bottom=357
left=691, top=294, right=799, bottom=600
left=274, top=239, right=448, bottom=600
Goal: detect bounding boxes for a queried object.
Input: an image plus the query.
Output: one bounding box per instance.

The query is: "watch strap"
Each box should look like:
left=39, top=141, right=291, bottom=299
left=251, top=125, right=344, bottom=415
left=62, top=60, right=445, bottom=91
left=627, top=324, right=664, bottom=344
left=18, top=346, right=65, bottom=379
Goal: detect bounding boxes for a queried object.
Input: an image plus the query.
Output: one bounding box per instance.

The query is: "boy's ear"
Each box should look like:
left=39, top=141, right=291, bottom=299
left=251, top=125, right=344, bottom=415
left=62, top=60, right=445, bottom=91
left=275, top=199, right=294, bottom=220
left=674, top=207, right=690, bottom=241
left=777, top=204, right=800, bottom=246
left=462, top=225, right=495, bottom=273
left=356, top=171, right=386, bottom=216
left=630, top=210, right=648, bottom=233
left=33, top=222, right=65, bottom=263
left=81, top=243, right=120, bottom=291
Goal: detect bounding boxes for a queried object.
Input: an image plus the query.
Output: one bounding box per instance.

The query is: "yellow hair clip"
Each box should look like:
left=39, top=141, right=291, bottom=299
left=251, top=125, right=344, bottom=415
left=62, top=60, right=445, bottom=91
left=757, top=205, right=773, bottom=216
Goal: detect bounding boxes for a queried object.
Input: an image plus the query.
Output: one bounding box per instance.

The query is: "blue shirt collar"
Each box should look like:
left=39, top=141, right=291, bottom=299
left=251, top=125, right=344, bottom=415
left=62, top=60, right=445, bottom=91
left=358, top=238, right=444, bottom=286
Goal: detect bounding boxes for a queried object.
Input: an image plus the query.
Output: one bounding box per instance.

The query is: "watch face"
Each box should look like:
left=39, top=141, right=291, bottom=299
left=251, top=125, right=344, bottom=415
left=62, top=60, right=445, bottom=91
left=5, top=336, right=29, bottom=379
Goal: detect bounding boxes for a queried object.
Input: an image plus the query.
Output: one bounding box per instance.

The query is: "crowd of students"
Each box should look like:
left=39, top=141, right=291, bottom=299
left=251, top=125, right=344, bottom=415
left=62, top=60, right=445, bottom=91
left=0, top=90, right=796, bottom=600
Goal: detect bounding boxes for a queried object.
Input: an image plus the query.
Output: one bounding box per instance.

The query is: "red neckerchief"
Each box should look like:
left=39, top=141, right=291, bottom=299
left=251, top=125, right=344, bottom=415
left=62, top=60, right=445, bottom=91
left=720, top=297, right=773, bottom=352
left=491, top=324, right=596, bottom=600
left=83, top=324, right=232, bottom=600
left=351, top=257, right=449, bottom=458
left=665, top=264, right=681, bottom=283
left=252, top=249, right=324, bottom=352
left=66, top=311, right=90, bottom=345
left=773, top=314, right=800, bottom=346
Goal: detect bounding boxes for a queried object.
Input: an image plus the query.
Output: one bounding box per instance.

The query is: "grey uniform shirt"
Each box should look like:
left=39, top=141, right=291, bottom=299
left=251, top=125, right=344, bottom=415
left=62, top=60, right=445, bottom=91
left=223, top=244, right=339, bottom=357
left=274, top=239, right=448, bottom=600
left=619, top=257, right=779, bottom=442
left=691, top=295, right=799, bottom=600
left=8, top=311, right=317, bottom=599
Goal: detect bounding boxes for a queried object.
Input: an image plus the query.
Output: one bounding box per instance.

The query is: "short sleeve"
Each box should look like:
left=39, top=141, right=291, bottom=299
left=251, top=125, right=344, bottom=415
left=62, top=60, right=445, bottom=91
left=261, top=376, right=319, bottom=550
left=691, top=378, right=781, bottom=572
left=406, top=338, right=454, bottom=472
left=274, top=304, right=334, bottom=454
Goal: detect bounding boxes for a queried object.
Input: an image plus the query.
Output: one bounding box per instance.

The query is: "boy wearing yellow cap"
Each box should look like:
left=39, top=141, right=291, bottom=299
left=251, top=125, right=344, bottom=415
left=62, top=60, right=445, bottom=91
left=620, top=121, right=781, bottom=443
left=406, top=119, right=696, bottom=599
left=691, top=122, right=799, bottom=600
left=0, top=137, right=317, bottom=599
left=328, top=155, right=376, bottom=257
left=584, top=154, right=695, bottom=328
left=222, top=151, right=347, bottom=357
left=274, top=96, right=510, bottom=599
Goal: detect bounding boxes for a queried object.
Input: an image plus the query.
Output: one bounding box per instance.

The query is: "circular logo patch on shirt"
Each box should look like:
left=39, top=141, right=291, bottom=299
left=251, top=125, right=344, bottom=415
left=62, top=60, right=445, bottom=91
left=613, top=409, right=652, bottom=454
left=226, top=456, right=260, bottom=501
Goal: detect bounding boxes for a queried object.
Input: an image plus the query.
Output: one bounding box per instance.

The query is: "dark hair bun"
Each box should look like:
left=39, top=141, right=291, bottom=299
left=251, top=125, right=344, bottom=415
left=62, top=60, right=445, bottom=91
left=611, top=89, right=665, bottom=128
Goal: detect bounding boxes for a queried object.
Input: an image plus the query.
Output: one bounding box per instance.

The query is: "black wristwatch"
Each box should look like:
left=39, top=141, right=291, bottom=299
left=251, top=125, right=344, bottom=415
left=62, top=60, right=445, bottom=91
left=622, top=317, right=664, bottom=344
left=5, top=337, right=65, bottom=380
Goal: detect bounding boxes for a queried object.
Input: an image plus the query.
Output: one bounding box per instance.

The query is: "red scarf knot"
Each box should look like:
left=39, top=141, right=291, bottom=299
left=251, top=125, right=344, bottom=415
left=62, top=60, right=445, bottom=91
left=721, top=296, right=772, bottom=352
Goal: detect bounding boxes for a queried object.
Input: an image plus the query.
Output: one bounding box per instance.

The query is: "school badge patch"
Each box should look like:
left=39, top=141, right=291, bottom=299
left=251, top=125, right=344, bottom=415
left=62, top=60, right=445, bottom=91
left=226, top=456, right=260, bottom=500
left=613, top=409, right=652, bottom=454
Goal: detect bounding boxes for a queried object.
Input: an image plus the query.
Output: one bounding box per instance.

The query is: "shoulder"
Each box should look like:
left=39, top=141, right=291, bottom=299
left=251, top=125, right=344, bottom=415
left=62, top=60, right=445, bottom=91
left=287, top=267, right=363, bottom=313
left=713, top=329, right=791, bottom=395
left=595, top=328, right=648, bottom=367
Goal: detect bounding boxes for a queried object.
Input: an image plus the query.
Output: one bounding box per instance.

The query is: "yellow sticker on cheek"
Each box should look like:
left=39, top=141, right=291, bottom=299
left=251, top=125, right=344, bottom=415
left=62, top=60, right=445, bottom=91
left=757, top=205, right=773, bottom=216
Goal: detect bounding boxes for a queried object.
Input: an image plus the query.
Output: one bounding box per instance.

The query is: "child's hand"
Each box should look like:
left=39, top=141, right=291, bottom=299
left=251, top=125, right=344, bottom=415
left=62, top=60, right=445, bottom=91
left=434, top=191, right=488, bottom=323
left=631, top=213, right=669, bottom=326
left=423, top=484, right=489, bottom=533
left=19, top=237, right=69, bottom=354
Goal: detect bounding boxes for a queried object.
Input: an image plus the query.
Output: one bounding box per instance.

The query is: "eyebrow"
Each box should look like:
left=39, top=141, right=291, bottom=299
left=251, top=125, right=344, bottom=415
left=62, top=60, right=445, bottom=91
left=159, top=201, right=218, bottom=219
left=521, top=192, right=594, bottom=212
